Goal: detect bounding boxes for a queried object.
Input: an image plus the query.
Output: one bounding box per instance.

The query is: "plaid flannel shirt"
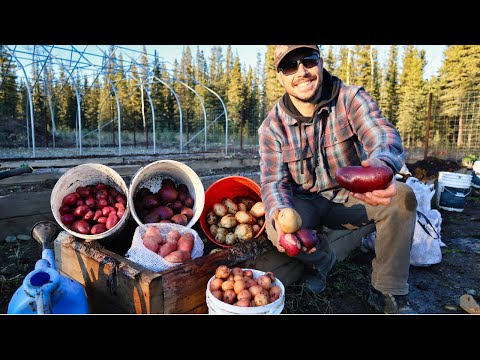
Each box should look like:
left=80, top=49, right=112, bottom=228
left=258, top=81, right=405, bottom=220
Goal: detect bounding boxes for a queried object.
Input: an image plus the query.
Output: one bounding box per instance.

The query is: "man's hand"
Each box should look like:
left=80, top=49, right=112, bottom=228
left=349, top=159, right=397, bottom=206
left=272, top=209, right=317, bottom=254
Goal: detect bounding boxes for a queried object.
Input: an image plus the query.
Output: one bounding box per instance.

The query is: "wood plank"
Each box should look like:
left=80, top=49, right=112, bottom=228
left=0, top=190, right=52, bottom=219
left=160, top=250, right=230, bottom=314
left=54, top=231, right=164, bottom=314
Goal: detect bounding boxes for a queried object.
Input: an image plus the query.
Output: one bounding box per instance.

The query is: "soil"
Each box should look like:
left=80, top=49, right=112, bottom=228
left=1, top=157, right=479, bottom=314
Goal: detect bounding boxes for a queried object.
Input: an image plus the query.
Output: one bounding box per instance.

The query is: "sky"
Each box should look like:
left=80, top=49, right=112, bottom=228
left=9, top=45, right=447, bottom=81
left=137, top=45, right=447, bottom=80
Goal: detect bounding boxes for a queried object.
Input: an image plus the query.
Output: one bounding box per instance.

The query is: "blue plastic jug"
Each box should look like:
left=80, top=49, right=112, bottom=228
left=7, top=221, right=89, bottom=314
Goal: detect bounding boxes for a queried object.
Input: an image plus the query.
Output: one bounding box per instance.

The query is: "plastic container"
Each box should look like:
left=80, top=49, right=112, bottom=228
left=205, top=268, right=285, bottom=314
left=128, top=160, right=205, bottom=228
left=199, top=176, right=265, bottom=248
left=8, top=256, right=89, bottom=314
left=472, top=161, right=480, bottom=189
left=51, top=163, right=130, bottom=242
left=436, top=171, right=472, bottom=212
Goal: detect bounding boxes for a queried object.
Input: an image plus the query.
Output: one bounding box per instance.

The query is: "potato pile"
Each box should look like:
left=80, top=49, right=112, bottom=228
left=209, top=265, right=282, bottom=307
left=134, top=178, right=194, bottom=225
left=142, top=226, right=194, bottom=263
left=59, top=182, right=127, bottom=235
left=205, top=197, right=265, bottom=246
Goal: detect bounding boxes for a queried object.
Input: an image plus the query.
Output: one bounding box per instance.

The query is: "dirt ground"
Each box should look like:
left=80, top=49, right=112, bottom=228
left=1, top=157, right=479, bottom=314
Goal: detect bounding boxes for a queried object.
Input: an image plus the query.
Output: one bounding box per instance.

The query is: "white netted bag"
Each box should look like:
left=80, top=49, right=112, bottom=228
left=125, top=222, right=204, bottom=272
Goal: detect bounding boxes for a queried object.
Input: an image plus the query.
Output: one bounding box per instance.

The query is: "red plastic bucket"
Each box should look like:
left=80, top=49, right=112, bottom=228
left=199, top=176, right=265, bottom=248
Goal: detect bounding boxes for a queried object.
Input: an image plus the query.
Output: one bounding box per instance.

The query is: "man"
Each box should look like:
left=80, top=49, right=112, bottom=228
left=258, top=45, right=418, bottom=314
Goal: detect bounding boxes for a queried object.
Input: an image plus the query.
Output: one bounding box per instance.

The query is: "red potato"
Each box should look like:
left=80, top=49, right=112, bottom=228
left=114, top=202, right=125, bottom=218
left=61, top=213, right=75, bottom=226
left=223, top=289, right=236, bottom=304
left=279, top=233, right=302, bottom=257
left=164, top=250, right=191, bottom=263
left=180, top=207, right=194, bottom=220
left=102, top=206, right=115, bottom=216
left=143, top=226, right=163, bottom=244
left=115, top=194, right=127, bottom=205
left=235, top=299, right=251, bottom=307
left=106, top=212, right=119, bottom=230
left=157, top=186, right=178, bottom=204
left=171, top=214, right=188, bottom=226
left=237, top=289, right=252, bottom=302
left=96, top=199, right=108, bottom=209
left=142, top=194, right=160, bottom=209
left=91, top=223, right=107, bottom=235
left=97, top=216, right=108, bottom=224
left=210, top=278, right=224, bottom=292
left=93, top=209, right=103, bottom=221
left=94, top=182, right=107, bottom=192
left=257, top=275, right=272, bottom=290
left=334, top=165, right=394, bottom=193
left=177, top=234, right=194, bottom=253
left=171, top=200, right=183, bottom=213
left=75, top=186, right=91, bottom=198
left=107, top=195, right=116, bottom=206
left=295, top=228, right=318, bottom=250
left=158, top=241, right=177, bottom=257
left=143, top=237, right=159, bottom=253
left=72, top=204, right=89, bottom=218
left=82, top=210, right=95, bottom=221
left=155, top=206, right=174, bottom=220
left=269, top=285, right=282, bottom=302
left=70, top=220, right=91, bottom=235
left=211, top=290, right=223, bottom=301
left=165, top=229, right=181, bottom=243
left=143, top=212, right=160, bottom=224
left=95, top=188, right=108, bottom=200
left=62, top=192, right=79, bottom=206
left=59, top=205, right=71, bottom=215
left=183, top=196, right=194, bottom=208
left=84, top=196, right=96, bottom=209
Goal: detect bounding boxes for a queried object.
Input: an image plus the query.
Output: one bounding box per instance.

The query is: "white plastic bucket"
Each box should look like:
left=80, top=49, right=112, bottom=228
left=472, top=161, right=480, bottom=189
left=436, top=171, right=472, bottom=212
left=51, top=163, right=130, bottom=242
left=205, top=268, right=285, bottom=315
left=128, top=160, right=205, bottom=228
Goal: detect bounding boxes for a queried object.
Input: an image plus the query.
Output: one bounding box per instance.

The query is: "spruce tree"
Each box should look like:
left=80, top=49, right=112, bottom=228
left=382, top=45, right=400, bottom=124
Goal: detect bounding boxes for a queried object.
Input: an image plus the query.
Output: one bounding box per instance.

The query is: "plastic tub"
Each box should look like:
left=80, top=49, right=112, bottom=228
left=199, top=176, right=265, bottom=248
left=128, top=160, right=205, bottom=228
left=436, top=171, right=472, bottom=212
left=205, top=268, right=285, bottom=314
left=51, top=163, right=130, bottom=242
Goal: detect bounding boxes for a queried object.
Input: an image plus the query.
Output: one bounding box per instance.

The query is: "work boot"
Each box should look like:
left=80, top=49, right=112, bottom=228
left=367, top=286, right=417, bottom=314
left=302, top=247, right=337, bottom=295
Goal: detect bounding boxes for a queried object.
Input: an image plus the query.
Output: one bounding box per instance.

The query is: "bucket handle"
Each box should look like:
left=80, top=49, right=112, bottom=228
left=443, top=186, right=472, bottom=198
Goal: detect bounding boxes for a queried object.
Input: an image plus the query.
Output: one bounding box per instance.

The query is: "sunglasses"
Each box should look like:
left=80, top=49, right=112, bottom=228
left=278, top=53, right=320, bottom=76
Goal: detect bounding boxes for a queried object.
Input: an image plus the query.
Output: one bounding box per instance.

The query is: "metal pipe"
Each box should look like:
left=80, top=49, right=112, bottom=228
left=152, top=75, right=183, bottom=153
left=176, top=79, right=207, bottom=152
left=4, top=46, right=36, bottom=157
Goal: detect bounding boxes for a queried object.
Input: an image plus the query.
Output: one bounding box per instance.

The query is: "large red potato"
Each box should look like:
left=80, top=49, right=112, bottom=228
left=335, top=165, right=393, bottom=193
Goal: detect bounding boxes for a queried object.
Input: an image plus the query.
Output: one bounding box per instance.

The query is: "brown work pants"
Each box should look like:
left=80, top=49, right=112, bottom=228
left=265, top=182, right=417, bottom=295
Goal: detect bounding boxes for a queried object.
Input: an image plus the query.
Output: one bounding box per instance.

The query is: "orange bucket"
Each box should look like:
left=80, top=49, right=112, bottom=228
left=199, top=176, right=265, bottom=248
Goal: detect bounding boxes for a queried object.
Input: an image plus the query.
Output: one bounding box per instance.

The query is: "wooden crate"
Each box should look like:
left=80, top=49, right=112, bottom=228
left=54, top=231, right=303, bottom=314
